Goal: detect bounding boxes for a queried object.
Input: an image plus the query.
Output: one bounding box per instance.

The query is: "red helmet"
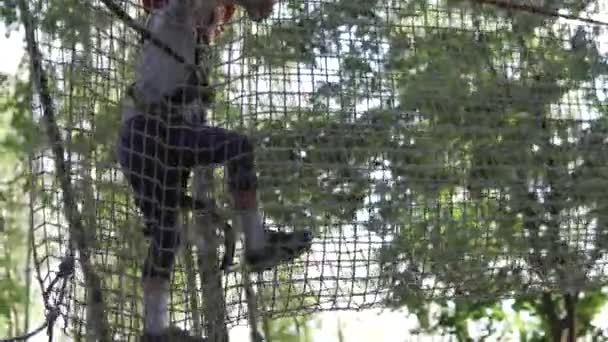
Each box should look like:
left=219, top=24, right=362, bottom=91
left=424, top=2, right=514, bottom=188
left=222, top=4, right=236, bottom=22
left=141, top=0, right=168, bottom=13
left=140, top=0, right=236, bottom=17
left=139, top=0, right=236, bottom=41
left=215, top=4, right=236, bottom=34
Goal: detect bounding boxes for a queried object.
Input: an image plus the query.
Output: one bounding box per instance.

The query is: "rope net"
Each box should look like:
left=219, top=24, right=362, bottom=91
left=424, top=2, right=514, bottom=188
left=27, top=0, right=608, bottom=339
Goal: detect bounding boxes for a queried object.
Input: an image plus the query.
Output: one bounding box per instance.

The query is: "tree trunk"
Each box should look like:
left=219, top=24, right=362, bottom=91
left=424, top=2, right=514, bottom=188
left=193, top=167, right=229, bottom=342
left=262, top=316, right=272, bottom=342
left=541, top=292, right=563, bottom=342
left=24, top=211, right=33, bottom=335
left=183, top=242, right=203, bottom=336
left=20, top=2, right=111, bottom=340
left=564, top=293, right=577, bottom=342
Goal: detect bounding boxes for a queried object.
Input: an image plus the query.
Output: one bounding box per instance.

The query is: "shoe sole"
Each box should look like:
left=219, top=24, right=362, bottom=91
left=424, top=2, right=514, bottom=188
left=225, top=230, right=313, bottom=273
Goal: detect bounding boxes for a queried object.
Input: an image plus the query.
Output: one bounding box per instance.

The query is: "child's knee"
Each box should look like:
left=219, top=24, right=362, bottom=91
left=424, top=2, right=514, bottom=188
left=236, top=133, right=254, bottom=156
left=228, top=169, right=257, bottom=192
left=222, top=131, right=254, bottom=163
left=226, top=133, right=257, bottom=192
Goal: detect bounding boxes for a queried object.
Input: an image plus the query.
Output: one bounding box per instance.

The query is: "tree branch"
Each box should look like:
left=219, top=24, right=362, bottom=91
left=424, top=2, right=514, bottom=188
left=192, top=167, right=229, bottom=342
left=182, top=242, right=203, bottom=336
left=472, top=0, right=608, bottom=26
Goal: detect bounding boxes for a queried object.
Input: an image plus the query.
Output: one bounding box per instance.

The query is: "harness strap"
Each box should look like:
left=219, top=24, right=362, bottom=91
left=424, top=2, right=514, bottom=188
left=128, top=10, right=212, bottom=118
left=125, top=84, right=177, bottom=116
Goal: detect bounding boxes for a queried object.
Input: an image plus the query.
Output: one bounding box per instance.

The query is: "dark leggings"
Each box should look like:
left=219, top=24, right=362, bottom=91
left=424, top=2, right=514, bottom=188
left=118, top=115, right=256, bottom=279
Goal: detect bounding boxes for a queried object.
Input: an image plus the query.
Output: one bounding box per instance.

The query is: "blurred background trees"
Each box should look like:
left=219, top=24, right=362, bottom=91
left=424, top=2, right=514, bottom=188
left=1, top=0, right=608, bottom=340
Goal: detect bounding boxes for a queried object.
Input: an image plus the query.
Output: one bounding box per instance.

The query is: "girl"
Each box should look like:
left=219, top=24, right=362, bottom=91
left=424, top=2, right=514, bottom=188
left=117, top=0, right=312, bottom=339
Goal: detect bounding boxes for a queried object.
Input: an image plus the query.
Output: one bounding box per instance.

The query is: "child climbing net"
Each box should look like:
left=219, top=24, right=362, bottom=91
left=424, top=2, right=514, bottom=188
left=117, top=0, right=314, bottom=340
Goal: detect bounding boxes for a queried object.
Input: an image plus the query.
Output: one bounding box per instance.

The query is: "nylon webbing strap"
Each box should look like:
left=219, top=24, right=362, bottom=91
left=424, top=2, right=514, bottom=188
left=128, top=11, right=210, bottom=116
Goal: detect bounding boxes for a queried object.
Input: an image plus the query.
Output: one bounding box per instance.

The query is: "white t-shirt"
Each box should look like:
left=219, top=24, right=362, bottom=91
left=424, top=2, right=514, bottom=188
left=122, top=0, right=199, bottom=122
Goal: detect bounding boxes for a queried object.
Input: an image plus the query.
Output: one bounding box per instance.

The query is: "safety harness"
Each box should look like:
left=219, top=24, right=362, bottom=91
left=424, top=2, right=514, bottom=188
left=124, top=14, right=213, bottom=120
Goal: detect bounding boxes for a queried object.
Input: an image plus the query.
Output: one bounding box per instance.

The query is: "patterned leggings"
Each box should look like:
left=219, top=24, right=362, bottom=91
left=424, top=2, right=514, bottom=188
left=118, top=114, right=256, bottom=279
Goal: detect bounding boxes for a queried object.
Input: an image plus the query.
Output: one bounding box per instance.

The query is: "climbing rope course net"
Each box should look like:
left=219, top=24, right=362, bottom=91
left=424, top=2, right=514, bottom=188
left=20, top=0, right=608, bottom=340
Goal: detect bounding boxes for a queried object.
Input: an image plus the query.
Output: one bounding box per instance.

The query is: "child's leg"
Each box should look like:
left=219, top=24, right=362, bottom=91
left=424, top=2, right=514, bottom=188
left=179, top=123, right=312, bottom=271
left=118, top=116, right=184, bottom=336
left=141, top=207, right=180, bottom=336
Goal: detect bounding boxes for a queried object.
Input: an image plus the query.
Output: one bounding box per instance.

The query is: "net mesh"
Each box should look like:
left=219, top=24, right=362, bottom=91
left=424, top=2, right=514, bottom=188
left=27, top=0, right=608, bottom=339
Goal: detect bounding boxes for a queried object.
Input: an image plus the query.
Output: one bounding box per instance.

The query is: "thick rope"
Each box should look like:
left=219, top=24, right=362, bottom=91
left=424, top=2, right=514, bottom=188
left=97, top=0, right=190, bottom=64
left=0, top=256, right=75, bottom=342
left=19, top=0, right=111, bottom=340
left=473, top=0, right=608, bottom=26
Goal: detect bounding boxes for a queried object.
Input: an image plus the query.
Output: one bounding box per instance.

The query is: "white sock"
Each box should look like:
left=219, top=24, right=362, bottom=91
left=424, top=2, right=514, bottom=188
left=237, top=210, right=266, bottom=250
left=143, top=279, right=170, bottom=335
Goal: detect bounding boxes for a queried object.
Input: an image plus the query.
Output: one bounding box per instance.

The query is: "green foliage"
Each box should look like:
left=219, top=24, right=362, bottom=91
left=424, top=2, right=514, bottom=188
left=425, top=292, right=608, bottom=341
left=0, top=226, right=29, bottom=331
left=262, top=315, right=315, bottom=342
left=240, top=0, right=608, bottom=339
left=0, top=71, right=33, bottom=338
left=0, top=0, right=19, bottom=30
left=6, top=0, right=608, bottom=340
left=0, top=72, right=44, bottom=157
